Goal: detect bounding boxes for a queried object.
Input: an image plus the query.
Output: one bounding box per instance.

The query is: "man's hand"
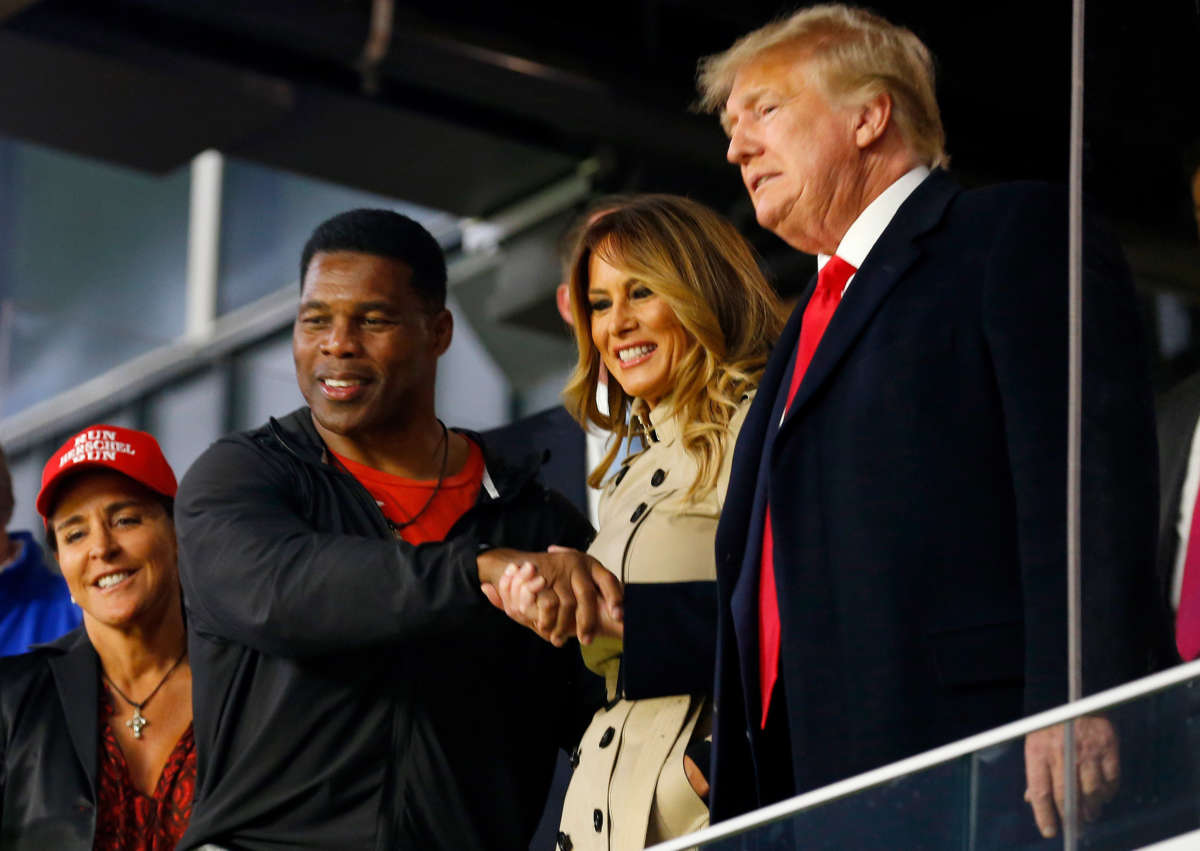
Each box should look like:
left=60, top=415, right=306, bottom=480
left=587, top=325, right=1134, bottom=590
left=1024, top=716, right=1119, bottom=838
left=478, top=547, right=623, bottom=646
left=487, top=560, right=626, bottom=642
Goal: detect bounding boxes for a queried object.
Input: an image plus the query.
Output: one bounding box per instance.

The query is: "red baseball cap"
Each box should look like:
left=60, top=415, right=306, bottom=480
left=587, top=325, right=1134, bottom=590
left=36, top=424, right=178, bottom=520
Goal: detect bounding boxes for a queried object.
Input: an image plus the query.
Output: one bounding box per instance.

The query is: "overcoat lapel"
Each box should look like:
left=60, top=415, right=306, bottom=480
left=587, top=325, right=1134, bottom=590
left=716, top=295, right=808, bottom=584
left=45, top=630, right=100, bottom=794
left=717, top=297, right=811, bottom=730
left=778, top=170, right=961, bottom=433
left=1155, top=375, right=1200, bottom=597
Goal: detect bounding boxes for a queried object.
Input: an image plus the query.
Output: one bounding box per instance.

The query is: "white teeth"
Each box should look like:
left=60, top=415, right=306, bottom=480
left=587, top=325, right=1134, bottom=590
left=97, top=572, right=131, bottom=589
left=618, top=345, right=655, bottom=363
left=322, top=379, right=363, bottom=388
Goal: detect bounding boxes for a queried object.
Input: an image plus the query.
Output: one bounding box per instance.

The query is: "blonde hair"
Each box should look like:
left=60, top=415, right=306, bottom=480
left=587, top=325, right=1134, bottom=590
left=697, top=3, right=948, bottom=169
left=563, top=195, right=785, bottom=502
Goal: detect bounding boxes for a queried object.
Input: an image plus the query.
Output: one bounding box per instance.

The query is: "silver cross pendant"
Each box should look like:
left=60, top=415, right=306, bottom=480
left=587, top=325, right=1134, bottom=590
left=126, top=708, right=149, bottom=739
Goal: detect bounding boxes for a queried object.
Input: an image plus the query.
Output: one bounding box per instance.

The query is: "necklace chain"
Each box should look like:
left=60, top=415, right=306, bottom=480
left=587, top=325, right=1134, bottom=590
left=387, top=419, right=450, bottom=534
left=102, top=650, right=187, bottom=740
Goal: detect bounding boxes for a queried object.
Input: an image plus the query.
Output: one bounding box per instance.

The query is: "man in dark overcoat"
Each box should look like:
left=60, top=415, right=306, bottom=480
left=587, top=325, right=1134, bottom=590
left=697, top=4, right=1168, bottom=840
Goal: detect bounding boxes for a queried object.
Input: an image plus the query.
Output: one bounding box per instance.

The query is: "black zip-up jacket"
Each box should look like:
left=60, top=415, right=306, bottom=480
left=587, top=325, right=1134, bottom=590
left=0, top=629, right=100, bottom=850
left=175, top=409, right=599, bottom=850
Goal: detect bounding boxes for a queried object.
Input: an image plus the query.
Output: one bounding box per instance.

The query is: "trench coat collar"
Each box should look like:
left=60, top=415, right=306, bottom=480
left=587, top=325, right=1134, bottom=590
left=632, top=399, right=680, bottom=446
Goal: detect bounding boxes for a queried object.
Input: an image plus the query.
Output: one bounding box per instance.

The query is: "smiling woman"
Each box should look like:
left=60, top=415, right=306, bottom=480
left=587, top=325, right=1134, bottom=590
left=0, top=425, right=194, bottom=851
left=490, top=194, right=786, bottom=850
left=565, top=194, right=784, bottom=499
left=586, top=254, right=692, bottom=409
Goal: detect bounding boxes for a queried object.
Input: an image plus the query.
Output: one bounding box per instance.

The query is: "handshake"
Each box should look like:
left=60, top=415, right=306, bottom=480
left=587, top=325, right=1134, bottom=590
left=477, top=546, right=625, bottom=646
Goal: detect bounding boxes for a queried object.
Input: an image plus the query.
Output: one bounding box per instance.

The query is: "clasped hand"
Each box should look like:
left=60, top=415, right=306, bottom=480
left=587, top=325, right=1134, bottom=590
left=479, top=546, right=624, bottom=646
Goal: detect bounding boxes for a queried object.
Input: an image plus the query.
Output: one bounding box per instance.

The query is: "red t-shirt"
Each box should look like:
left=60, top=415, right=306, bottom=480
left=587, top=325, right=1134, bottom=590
left=333, top=438, right=485, bottom=545
left=94, top=690, right=195, bottom=851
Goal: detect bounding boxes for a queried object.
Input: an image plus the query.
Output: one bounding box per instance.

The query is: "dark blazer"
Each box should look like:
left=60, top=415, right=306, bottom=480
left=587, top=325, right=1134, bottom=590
left=710, top=170, right=1168, bottom=819
left=483, top=405, right=589, bottom=516
left=1156, top=372, right=1200, bottom=628
left=0, top=628, right=99, bottom=850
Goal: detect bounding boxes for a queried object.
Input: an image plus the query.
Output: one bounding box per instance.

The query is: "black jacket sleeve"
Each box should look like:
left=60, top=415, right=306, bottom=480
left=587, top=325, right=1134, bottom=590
left=176, top=437, right=487, bottom=658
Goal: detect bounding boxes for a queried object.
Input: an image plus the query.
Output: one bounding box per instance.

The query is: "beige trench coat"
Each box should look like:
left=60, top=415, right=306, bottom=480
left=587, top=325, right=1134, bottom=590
left=557, top=396, right=752, bottom=851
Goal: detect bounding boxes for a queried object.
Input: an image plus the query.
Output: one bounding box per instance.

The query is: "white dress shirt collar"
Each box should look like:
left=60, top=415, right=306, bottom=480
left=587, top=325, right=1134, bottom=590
left=818, top=165, right=931, bottom=278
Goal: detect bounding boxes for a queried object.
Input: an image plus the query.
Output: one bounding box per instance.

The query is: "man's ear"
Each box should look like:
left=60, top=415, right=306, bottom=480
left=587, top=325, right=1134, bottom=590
left=430, top=307, right=453, bottom=356
left=853, top=91, right=893, bottom=150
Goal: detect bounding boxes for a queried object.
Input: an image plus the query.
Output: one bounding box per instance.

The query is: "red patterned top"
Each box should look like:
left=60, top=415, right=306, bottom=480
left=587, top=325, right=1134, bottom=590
left=94, top=689, right=196, bottom=851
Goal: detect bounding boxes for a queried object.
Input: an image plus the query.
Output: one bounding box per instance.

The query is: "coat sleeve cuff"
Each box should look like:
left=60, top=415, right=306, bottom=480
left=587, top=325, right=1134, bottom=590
left=621, top=581, right=717, bottom=699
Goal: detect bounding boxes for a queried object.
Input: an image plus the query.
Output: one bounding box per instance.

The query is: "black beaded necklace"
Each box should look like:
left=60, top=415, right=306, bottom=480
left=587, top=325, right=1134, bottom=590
left=385, top=419, right=450, bottom=535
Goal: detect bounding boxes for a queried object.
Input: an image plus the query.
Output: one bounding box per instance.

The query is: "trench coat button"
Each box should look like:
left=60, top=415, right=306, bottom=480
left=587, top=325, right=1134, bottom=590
left=614, top=466, right=629, bottom=487
left=557, top=831, right=573, bottom=850
left=594, top=809, right=603, bottom=831
left=568, top=747, right=580, bottom=769
left=599, top=726, right=616, bottom=748
left=630, top=503, right=647, bottom=523
left=650, top=469, right=666, bottom=487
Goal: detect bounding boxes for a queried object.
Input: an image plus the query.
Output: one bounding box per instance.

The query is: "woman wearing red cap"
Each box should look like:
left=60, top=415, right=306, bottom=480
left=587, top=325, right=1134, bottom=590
left=0, top=424, right=193, bottom=850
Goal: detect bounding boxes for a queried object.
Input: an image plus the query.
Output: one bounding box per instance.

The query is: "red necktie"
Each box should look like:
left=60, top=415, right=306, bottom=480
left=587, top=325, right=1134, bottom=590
left=1176, top=485, right=1200, bottom=660
left=758, top=255, right=856, bottom=728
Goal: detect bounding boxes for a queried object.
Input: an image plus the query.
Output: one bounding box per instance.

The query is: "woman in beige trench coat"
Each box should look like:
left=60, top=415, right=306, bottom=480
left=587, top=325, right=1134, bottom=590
left=494, top=194, right=785, bottom=850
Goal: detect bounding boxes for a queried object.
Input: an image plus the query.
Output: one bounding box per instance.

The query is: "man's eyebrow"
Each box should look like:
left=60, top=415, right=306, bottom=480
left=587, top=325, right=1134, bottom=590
left=721, top=87, right=767, bottom=135
left=356, top=301, right=401, bottom=314
left=298, top=300, right=401, bottom=314
left=735, top=87, right=769, bottom=111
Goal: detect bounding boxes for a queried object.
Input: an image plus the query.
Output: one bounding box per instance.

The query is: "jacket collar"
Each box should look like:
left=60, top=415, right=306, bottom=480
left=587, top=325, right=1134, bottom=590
left=779, top=168, right=960, bottom=430
left=265, top=407, right=331, bottom=464
left=37, top=627, right=100, bottom=792
left=630, top=399, right=680, bottom=447
left=266, top=407, right=538, bottom=503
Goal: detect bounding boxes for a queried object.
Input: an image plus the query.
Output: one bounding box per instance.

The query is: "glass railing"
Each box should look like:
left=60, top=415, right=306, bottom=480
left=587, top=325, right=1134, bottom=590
left=650, top=661, right=1200, bottom=850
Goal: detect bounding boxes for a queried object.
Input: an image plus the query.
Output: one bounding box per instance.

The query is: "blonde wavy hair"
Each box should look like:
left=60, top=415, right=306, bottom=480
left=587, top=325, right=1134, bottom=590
left=563, top=194, right=784, bottom=502
left=697, top=3, right=948, bottom=169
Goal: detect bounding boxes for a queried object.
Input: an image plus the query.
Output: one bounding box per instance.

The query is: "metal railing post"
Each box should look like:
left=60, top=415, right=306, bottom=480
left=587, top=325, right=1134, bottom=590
left=186, top=149, right=224, bottom=342
left=1064, top=0, right=1087, bottom=845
